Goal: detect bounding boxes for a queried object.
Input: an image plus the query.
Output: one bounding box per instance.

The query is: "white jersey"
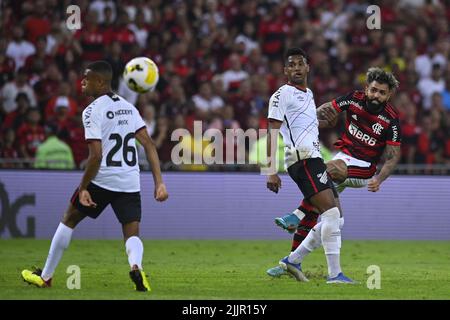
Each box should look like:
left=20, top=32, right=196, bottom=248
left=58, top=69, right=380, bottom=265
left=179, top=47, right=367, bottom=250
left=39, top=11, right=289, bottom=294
left=82, top=93, right=146, bottom=192
left=268, top=84, right=321, bottom=169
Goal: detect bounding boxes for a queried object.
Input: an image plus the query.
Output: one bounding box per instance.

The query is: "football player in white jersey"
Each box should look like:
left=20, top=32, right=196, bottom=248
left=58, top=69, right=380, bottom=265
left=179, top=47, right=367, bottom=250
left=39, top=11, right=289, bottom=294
left=265, top=48, right=354, bottom=283
left=21, top=61, right=168, bottom=292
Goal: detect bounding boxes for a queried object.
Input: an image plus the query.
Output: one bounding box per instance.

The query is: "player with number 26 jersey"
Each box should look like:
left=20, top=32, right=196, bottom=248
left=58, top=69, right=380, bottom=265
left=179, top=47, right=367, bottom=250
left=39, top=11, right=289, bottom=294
left=83, top=92, right=145, bottom=192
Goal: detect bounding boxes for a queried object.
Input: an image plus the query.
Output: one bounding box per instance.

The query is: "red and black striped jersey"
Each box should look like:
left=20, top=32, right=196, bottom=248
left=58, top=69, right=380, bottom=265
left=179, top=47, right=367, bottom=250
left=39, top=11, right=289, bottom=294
left=331, top=91, right=402, bottom=164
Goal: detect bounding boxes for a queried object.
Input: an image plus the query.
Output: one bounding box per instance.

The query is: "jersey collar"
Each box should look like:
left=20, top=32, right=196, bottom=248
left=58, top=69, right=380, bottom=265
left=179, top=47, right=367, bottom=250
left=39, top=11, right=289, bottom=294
left=287, top=82, right=307, bottom=93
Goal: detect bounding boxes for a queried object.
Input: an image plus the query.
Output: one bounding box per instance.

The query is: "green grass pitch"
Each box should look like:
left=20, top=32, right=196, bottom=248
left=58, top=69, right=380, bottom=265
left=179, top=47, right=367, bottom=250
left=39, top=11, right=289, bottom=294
left=1, top=239, right=449, bottom=300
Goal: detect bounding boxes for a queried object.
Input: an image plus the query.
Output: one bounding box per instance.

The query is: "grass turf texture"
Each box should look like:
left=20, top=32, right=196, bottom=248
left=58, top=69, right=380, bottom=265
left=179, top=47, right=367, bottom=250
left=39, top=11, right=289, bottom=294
left=1, top=239, right=449, bottom=300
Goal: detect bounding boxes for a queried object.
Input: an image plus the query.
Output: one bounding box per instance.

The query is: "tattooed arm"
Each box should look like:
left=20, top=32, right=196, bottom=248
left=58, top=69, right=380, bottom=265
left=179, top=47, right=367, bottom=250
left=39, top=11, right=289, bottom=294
left=367, top=144, right=401, bottom=192
left=317, top=102, right=339, bottom=129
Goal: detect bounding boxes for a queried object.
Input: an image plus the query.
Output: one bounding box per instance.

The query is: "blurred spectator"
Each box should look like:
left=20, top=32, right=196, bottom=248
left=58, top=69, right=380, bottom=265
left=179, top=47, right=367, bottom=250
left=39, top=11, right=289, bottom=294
left=415, top=46, right=447, bottom=80
left=89, top=0, right=117, bottom=24
left=234, top=21, right=259, bottom=56
left=45, top=84, right=78, bottom=121
left=74, top=11, right=106, bottom=62
left=0, top=39, right=16, bottom=88
left=48, top=97, right=71, bottom=131
left=33, top=63, right=63, bottom=109
left=0, top=67, right=37, bottom=113
left=192, top=82, right=224, bottom=121
left=34, top=124, right=75, bottom=170
left=417, top=63, right=445, bottom=109
left=24, top=36, right=53, bottom=75
left=16, top=108, right=46, bottom=161
left=441, top=74, right=450, bottom=111
left=3, top=92, right=31, bottom=130
left=6, top=26, right=36, bottom=70
left=65, top=115, right=88, bottom=168
left=400, top=101, right=420, bottom=165
left=113, top=10, right=137, bottom=62
left=24, top=0, right=51, bottom=44
left=129, top=10, right=149, bottom=49
left=221, top=53, right=249, bottom=92
left=105, top=41, right=125, bottom=91
left=0, top=128, right=20, bottom=168
left=415, top=112, right=444, bottom=164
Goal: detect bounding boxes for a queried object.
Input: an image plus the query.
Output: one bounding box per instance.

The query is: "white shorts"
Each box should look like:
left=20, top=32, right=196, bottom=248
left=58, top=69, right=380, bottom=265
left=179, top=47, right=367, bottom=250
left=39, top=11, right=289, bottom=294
left=330, top=152, right=377, bottom=193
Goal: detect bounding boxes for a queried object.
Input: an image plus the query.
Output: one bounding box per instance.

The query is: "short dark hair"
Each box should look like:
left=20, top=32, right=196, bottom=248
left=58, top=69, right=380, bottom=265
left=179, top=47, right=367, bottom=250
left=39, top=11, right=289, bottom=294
left=284, top=47, right=307, bottom=64
left=366, top=67, right=399, bottom=90
left=86, top=60, right=113, bottom=80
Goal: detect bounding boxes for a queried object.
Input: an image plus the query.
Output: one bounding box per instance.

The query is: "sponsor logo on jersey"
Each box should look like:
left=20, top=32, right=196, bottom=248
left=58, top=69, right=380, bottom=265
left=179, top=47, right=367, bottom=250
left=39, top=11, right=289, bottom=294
left=294, top=91, right=305, bottom=101
left=271, top=89, right=281, bottom=108
left=372, top=122, right=384, bottom=135
left=115, top=109, right=133, bottom=116
left=106, top=111, right=114, bottom=119
left=391, top=125, right=398, bottom=141
left=348, top=123, right=377, bottom=146
left=83, top=106, right=92, bottom=127
left=377, top=114, right=390, bottom=123
left=317, top=171, right=328, bottom=184
left=339, top=100, right=363, bottom=110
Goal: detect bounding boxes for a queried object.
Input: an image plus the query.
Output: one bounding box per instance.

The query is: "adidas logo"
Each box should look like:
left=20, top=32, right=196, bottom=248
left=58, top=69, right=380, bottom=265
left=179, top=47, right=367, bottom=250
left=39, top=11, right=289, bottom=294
left=352, top=114, right=358, bottom=120
left=317, top=171, right=328, bottom=184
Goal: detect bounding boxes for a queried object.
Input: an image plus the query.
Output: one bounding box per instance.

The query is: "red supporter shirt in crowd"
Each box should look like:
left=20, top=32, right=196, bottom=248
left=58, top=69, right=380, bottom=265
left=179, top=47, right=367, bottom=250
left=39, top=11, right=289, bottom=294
left=25, top=16, right=51, bottom=43
left=75, top=28, right=107, bottom=61
left=16, top=123, right=46, bottom=157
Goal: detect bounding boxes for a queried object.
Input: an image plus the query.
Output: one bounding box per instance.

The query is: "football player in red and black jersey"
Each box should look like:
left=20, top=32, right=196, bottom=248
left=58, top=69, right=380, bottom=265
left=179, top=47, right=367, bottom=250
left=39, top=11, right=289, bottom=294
left=267, top=67, right=402, bottom=278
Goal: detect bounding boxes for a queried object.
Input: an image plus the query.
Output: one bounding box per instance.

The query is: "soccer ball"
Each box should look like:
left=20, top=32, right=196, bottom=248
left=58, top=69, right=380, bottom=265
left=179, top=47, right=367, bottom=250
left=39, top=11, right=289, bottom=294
left=123, top=57, right=159, bottom=93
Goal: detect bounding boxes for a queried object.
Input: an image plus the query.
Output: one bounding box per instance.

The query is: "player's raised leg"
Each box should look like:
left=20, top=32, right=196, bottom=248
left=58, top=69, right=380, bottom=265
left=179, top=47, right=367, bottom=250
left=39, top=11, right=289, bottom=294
left=275, top=159, right=347, bottom=233
left=267, top=202, right=318, bottom=278
left=21, top=204, right=85, bottom=287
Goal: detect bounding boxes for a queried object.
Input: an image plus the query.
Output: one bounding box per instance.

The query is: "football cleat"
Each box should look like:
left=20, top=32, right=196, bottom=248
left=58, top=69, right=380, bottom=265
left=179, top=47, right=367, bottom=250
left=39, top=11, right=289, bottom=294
left=129, top=268, right=151, bottom=292
left=21, top=268, right=52, bottom=288
left=326, top=272, right=356, bottom=284
left=266, top=265, right=288, bottom=278
left=274, top=213, right=300, bottom=233
left=279, top=256, right=309, bottom=282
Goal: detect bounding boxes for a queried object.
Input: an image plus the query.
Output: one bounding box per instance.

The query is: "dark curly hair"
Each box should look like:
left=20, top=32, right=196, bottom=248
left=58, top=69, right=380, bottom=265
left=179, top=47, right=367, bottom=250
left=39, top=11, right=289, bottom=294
left=366, top=67, right=400, bottom=91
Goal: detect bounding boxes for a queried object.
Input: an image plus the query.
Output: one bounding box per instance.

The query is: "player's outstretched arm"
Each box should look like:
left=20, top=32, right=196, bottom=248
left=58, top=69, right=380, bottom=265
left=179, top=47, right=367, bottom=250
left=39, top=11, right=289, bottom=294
left=368, top=144, right=401, bottom=192
left=135, top=128, right=168, bottom=202
left=78, top=141, right=102, bottom=207
left=265, top=119, right=282, bottom=193
left=317, top=102, right=339, bottom=129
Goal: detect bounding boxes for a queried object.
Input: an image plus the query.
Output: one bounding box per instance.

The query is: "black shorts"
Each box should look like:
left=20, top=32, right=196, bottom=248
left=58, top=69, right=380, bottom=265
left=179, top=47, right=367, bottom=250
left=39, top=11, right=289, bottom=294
left=70, top=183, right=141, bottom=225
left=287, top=158, right=336, bottom=200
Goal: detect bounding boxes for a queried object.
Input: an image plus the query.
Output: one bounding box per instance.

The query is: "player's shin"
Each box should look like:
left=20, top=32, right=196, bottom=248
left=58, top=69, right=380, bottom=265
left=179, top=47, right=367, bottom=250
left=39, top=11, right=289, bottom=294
left=320, top=207, right=342, bottom=278
left=41, top=222, right=73, bottom=281
left=125, top=236, right=144, bottom=270
left=288, top=220, right=322, bottom=263
left=291, top=210, right=319, bottom=251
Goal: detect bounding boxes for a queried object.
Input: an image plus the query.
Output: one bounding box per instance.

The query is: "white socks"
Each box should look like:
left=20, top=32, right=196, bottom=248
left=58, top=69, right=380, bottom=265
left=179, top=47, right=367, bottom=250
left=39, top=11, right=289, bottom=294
left=293, top=208, right=305, bottom=221
left=288, top=208, right=344, bottom=278
left=320, top=207, right=341, bottom=255
left=320, top=207, right=342, bottom=278
left=125, top=236, right=144, bottom=270
left=41, top=223, right=73, bottom=281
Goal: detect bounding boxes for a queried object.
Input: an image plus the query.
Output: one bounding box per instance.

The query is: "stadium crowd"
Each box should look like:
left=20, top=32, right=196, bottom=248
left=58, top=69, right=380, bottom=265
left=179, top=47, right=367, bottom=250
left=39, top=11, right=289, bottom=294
left=0, top=0, right=450, bottom=171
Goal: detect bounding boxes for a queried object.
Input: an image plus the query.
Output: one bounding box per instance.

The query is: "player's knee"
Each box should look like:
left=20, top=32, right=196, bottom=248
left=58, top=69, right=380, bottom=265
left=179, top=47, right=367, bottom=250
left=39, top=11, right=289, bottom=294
left=320, top=207, right=340, bottom=236
left=321, top=207, right=341, bottom=254
left=122, top=221, right=140, bottom=240
left=326, top=160, right=347, bottom=183
left=61, top=206, right=84, bottom=228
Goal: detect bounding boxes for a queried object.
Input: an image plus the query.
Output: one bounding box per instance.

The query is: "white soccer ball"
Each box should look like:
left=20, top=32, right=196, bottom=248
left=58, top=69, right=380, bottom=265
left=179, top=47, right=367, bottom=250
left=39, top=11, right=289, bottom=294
left=123, top=57, right=159, bottom=93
